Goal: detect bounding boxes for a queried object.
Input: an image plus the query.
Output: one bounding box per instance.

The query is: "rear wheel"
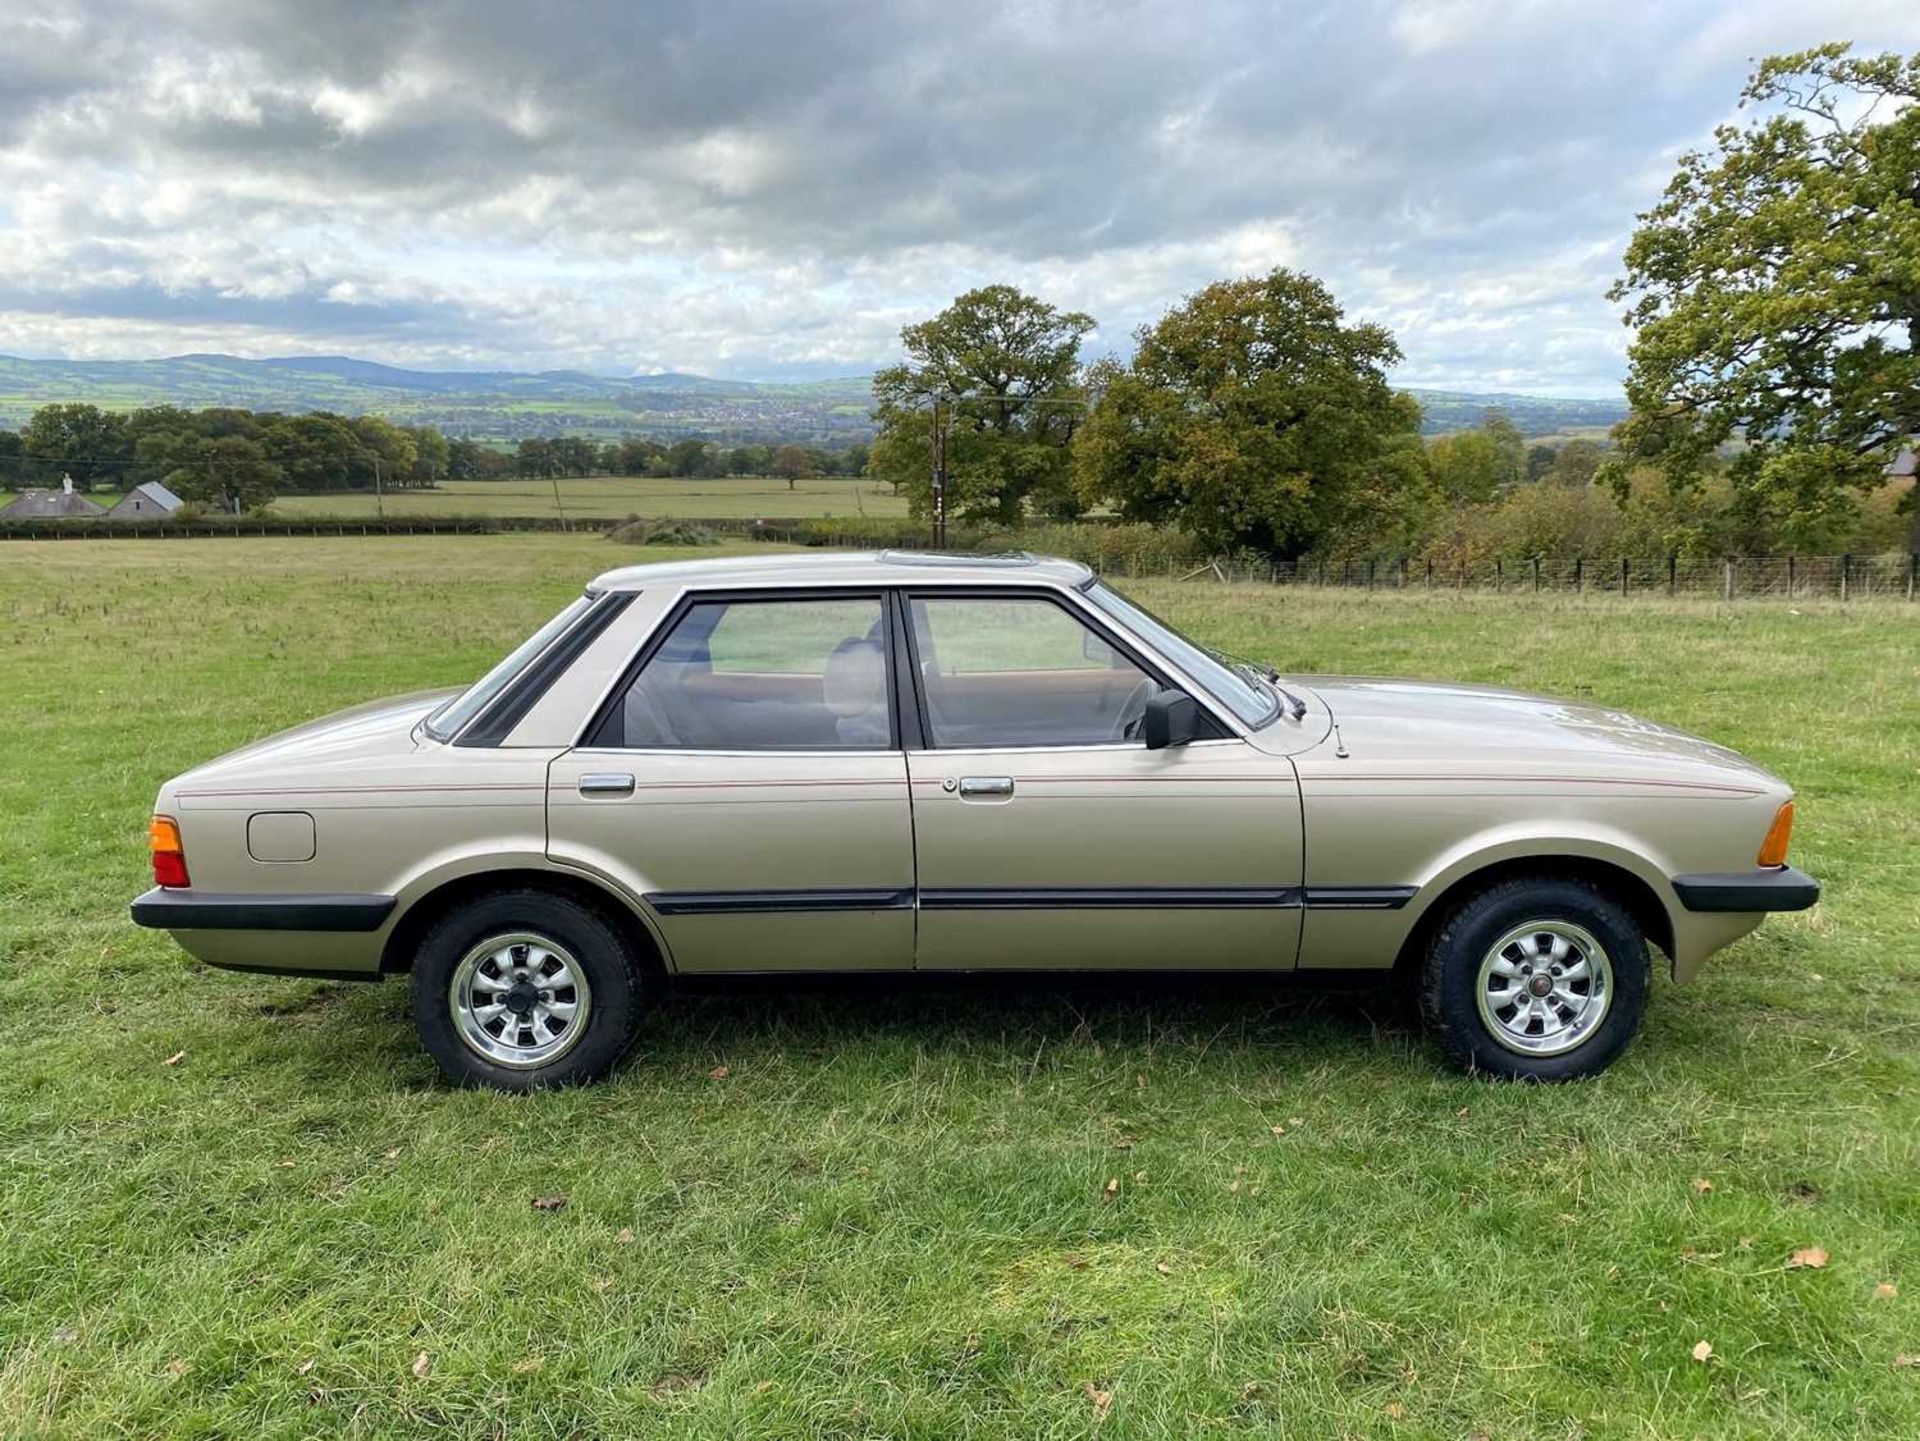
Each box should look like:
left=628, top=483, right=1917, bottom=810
left=1419, top=876, right=1649, bottom=1080
left=410, top=889, right=643, bottom=1090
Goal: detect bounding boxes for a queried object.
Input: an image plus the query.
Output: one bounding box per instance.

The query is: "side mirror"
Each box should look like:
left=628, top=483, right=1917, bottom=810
left=1143, top=687, right=1199, bottom=750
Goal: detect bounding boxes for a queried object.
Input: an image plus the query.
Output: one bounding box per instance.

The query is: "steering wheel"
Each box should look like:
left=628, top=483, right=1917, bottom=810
left=1109, top=677, right=1158, bottom=743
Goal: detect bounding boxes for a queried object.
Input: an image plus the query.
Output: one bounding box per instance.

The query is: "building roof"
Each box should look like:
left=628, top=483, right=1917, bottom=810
left=0, top=487, right=108, bottom=519
left=106, top=480, right=185, bottom=515
left=588, top=549, right=1094, bottom=595
left=1886, top=447, right=1917, bottom=479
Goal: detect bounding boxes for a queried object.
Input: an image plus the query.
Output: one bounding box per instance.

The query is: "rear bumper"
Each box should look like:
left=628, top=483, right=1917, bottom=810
left=1670, top=867, right=1820, bottom=914
left=130, top=887, right=395, bottom=932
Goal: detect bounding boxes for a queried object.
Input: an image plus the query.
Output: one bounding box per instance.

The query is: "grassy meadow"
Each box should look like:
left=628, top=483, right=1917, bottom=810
left=1, top=534, right=1916, bottom=1439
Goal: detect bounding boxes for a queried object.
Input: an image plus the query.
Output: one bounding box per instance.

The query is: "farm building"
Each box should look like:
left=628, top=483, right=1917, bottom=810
left=106, top=480, right=185, bottom=521
left=0, top=477, right=107, bottom=519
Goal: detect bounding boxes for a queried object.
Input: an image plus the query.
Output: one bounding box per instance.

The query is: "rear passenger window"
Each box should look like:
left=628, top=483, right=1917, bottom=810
left=600, top=596, right=892, bottom=749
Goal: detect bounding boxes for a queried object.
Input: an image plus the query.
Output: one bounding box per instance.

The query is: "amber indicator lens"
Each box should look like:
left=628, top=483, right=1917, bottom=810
left=1756, top=801, right=1794, bottom=868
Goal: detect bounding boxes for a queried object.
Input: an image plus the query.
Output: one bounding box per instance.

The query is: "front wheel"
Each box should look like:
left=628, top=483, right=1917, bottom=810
left=1419, top=876, right=1650, bottom=1081
left=410, top=889, right=644, bottom=1090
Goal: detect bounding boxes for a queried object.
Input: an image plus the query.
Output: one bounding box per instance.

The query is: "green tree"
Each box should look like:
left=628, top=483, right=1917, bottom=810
left=1607, top=44, right=1920, bottom=549
left=20, top=403, right=130, bottom=489
left=261, top=413, right=361, bottom=492
left=350, top=416, right=418, bottom=491
left=771, top=443, right=820, bottom=490
left=1546, top=438, right=1604, bottom=487
left=162, top=435, right=282, bottom=513
left=1073, top=269, right=1429, bottom=556
left=408, top=426, right=451, bottom=487
left=662, top=438, right=713, bottom=477
left=870, top=285, right=1095, bottom=524
left=1427, top=428, right=1510, bottom=503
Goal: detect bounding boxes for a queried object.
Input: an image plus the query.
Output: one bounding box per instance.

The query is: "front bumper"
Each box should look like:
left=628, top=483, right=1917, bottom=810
left=1670, top=867, right=1820, bottom=914
left=130, top=887, right=395, bottom=932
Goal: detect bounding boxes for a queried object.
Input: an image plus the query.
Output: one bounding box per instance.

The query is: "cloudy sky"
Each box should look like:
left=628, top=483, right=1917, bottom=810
left=1, top=0, right=1915, bottom=395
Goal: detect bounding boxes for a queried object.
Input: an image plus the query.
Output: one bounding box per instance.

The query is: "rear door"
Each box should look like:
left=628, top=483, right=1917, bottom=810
left=900, top=589, right=1304, bottom=971
left=547, top=590, right=915, bottom=973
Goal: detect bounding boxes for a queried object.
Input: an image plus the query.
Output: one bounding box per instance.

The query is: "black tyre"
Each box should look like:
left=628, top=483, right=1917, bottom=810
left=1419, top=875, right=1650, bottom=1081
left=410, top=888, right=644, bottom=1091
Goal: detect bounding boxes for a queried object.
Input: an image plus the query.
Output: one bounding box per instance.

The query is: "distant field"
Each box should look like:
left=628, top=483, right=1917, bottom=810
left=268, top=475, right=909, bottom=520
left=2, top=534, right=1915, bottom=1438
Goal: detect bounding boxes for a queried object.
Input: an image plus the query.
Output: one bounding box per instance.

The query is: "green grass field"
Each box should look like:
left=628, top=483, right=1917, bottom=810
left=267, top=474, right=909, bottom=521
left=2, top=535, right=1915, bottom=1438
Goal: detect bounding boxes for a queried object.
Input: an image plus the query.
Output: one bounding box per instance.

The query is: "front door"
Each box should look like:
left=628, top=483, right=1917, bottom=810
left=901, top=590, right=1304, bottom=970
left=547, top=591, right=914, bottom=972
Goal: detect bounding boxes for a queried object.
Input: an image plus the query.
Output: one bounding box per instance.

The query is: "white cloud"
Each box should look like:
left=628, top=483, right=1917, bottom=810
left=0, top=0, right=1914, bottom=390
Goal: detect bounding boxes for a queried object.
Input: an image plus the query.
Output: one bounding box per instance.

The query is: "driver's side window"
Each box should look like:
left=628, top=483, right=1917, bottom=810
left=908, top=595, right=1156, bottom=748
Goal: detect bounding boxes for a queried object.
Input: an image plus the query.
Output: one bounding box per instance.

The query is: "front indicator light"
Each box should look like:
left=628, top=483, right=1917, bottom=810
left=1757, top=801, right=1794, bottom=868
left=150, top=815, right=190, bottom=889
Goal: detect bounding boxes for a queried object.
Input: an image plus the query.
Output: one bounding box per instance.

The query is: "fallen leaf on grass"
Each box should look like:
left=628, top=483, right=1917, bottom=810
left=1873, top=1281, right=1898, bottom=1300
left=1269, top=1124, right=1287, bottom=1136
left=708, top=1065, right=730, bottom=1079
left=295, top=1358, right=316, bottom=1376
left=1154, top=1261, right=1172, bottom=1276
left=512, top=1357, right=543, bottom=1374
left=615, top=1226, right=635, bottom=1245
left=753, top=1380, right=776, bottom=1395
left=1690, top=1178, right=1713, bottom=1195
left=1384, top=1400, right=1407, bottom=1420
left=411, top=1351, right=432, bottom=1380
left=650, top=1372, right=704, bottom=1397
left=1893, top=1355, right=1918, bottom=1370
left=275, top=1159, right=297, bottom=1169
left=1455, top=1106, right=1471, bottom=1119
left=1084, top=1381, right=1112, bottom=1417
left=531, top=1195, right=567, bottom=1212
left=382, top=1147, right=402, bottom=1160
left=1691, top=1340, right=1714, bottom=1363
left=1063, top=1253, right=1089, bottom=1270
left=1787, top=1246, right=1829, bottom=1270
left=1102, top=1177, right=1120, bottom=1201
left=166, top=1358, right=192, bottom=1377
left=162, top=1050, right=186, bottom=1067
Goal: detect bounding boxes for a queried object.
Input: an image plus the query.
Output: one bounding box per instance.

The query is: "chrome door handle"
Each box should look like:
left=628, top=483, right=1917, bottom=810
left=578, top=773, right=635, bottom=797
left=957, top=775, right=1014, bottom=799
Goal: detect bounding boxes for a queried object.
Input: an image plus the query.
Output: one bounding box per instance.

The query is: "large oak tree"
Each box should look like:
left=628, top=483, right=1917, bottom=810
left=869, top=285, right=1095, bottom=524
left=1072, top=269, right=1428, bottom=557
left=1608, top=45, right=1920, bottom=549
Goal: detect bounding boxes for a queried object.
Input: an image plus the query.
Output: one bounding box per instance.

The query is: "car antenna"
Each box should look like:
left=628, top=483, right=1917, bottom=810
left=1332, top=722, right=1349, bottom=759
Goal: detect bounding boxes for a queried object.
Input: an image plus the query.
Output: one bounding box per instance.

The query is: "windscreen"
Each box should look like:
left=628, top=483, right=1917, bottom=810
left=1080, top=580, right=1279, bottom=728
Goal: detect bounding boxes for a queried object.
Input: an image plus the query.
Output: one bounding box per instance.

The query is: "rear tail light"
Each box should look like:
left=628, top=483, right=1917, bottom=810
left=1756, top=801, right=1794, bottom=868
left=150, top=815, right=190, bottom=888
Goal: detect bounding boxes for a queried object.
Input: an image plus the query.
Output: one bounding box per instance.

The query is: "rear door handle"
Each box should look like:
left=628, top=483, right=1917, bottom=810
left=957, top=775, right=1014, bottom=800
left=578, top=772, right=635, bottom=797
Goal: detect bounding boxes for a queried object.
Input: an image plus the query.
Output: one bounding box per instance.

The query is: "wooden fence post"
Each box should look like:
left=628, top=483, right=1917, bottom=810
left=1840, top=553, right=1851, bottom=602
left=1425, top=557, right=1433, bottom=589
left=1668, top=554, right=1676, bottom=594
left=1367, top=559, right=1375, bottom=592
left=1909, top=552, right=1917, bottom=602
left=1532, top=557, right=1540, bottom=592
left=1573, top=556, right=1583, bottom=593
left=1787, top=554, right=1796, bottom=598
left=1723, top=557, right=1735, bottom=602
left=1620, top=556, right=1629, bottom=597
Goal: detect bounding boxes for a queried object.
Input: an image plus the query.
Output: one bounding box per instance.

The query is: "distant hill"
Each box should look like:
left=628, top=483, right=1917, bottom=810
left=0, top=354, right=1622, bottom=443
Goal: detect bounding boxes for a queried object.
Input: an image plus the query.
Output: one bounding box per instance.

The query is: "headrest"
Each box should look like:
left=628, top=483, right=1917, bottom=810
left=822, top=638, right=886, bottom=718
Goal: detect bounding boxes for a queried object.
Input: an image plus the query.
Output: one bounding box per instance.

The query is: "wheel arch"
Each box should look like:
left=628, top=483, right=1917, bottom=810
left=380, top=867, right=670, bottom=977
left=1391, top=853, right=1676, bottom=975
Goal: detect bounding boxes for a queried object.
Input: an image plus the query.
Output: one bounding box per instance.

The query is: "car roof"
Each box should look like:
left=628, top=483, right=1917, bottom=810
left=588, top=549, right=1095, bottom=593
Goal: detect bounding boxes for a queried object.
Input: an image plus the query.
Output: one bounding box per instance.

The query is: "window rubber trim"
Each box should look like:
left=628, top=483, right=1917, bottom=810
left=454, top=592, right=635, bottom=748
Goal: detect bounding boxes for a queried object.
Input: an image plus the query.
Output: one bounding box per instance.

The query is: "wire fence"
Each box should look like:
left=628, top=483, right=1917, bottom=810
left=1124, top=552, right=1920, bottom=602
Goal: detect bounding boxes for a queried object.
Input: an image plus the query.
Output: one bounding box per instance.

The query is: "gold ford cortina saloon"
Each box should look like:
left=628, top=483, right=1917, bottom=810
left=132, top=551, right=1818, bottom=1088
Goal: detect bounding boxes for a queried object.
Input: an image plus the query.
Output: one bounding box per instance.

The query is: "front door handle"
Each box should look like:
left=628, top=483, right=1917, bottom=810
left=957, top=775, right=1015, bottom=800
left=578, top=772, right=635, bottom=797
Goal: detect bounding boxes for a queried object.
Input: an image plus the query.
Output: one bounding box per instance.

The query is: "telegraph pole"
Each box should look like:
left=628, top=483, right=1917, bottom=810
left=930, top=393, right=948, bottom=549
